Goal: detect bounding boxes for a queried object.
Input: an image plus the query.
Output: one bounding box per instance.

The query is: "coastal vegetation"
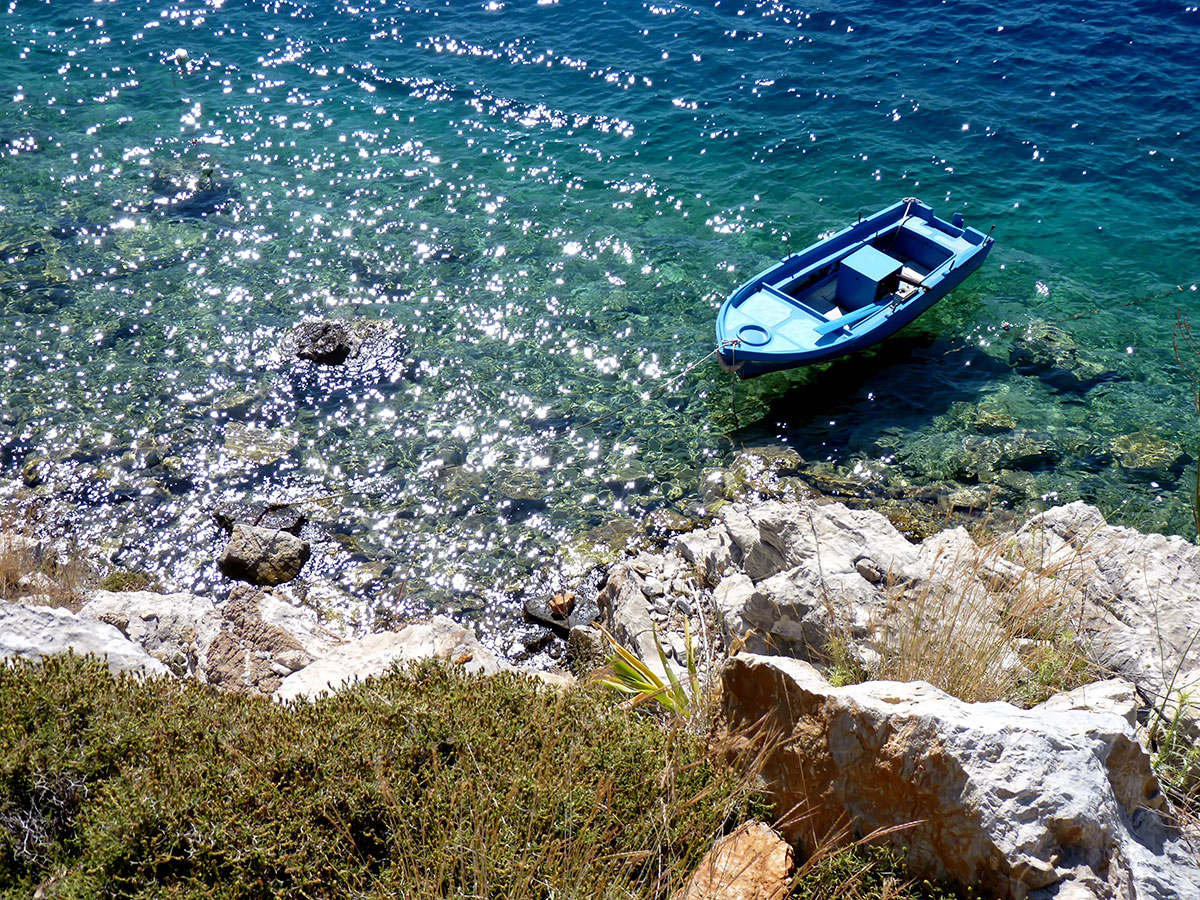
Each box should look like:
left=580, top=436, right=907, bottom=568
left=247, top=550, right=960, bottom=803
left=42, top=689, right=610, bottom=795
left=4, top=487, right=1200, bottom=897
left=1, top=654, right=761, bottom=899
left=0, top=652, right=979, bottom=900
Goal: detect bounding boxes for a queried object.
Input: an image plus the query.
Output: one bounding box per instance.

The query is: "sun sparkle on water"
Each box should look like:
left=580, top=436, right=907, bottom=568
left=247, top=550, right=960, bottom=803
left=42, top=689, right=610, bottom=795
left=0, top=0, right=1197, bottom=655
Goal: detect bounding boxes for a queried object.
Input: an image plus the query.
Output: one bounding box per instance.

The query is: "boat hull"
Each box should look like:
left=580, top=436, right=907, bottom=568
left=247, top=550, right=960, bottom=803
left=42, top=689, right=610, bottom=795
left=715, top=199, right=994, bottom=377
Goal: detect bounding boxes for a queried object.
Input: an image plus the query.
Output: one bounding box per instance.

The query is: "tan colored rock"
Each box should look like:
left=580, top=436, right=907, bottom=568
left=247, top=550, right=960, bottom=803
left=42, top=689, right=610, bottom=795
left=204, top=584, right=329, bottom=696
left=674, top=821, right=793, bottom=900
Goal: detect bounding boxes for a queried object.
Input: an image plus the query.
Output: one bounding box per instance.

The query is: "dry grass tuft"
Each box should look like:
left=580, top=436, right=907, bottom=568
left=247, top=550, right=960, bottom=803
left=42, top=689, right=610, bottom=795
left=870, top=531, right=1100, bottom=706
left=0, top=515, right=87, bottom=611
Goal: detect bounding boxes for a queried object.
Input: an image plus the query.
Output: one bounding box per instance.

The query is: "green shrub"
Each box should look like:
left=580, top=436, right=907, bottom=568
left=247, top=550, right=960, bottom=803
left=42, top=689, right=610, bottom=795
left=0, top=654, right=762, bottom=900
left=96, top=571, right=157, bottom=593
left=792, top=843, right=975, bottom=900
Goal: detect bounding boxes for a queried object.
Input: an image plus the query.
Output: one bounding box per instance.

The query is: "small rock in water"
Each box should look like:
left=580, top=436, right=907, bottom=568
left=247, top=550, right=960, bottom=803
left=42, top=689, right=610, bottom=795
left=1111, top=430, right=1185, bottom=475
left=218, top=524, right=311, bottom=586
left=291, top=320, right=352, bottom=365
left=21, top=456, right=48, bottom=487
left=523, top=592, right=600, bottom=632
left=549, top=591, right=575, bottom=618
left=223, top=422, right=298, bottom=466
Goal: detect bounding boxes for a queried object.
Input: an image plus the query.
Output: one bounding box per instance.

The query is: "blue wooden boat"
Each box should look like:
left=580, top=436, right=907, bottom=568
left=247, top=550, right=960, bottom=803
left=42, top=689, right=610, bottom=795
left=716, top=198, right=994, bottom=377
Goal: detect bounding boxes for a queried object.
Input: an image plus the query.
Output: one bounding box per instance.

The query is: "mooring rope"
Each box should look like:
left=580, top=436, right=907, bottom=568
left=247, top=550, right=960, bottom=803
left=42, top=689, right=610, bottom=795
left=1035, top=279, right=1200, bottom=329
left=578, top=346, right=724, bottom=430
left=721, top=338, right=742, bottom=429
left=882, top=197, right=916, bottom=252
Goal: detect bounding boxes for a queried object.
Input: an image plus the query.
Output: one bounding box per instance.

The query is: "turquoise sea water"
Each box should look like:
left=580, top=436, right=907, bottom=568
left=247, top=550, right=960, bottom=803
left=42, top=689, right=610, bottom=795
left=1, top=0, right=1198, bottom=644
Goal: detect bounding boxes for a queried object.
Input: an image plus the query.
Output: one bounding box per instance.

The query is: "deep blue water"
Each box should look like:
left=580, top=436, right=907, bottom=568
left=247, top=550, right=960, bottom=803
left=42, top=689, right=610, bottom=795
left=1, top=0, right=1198, bottom=646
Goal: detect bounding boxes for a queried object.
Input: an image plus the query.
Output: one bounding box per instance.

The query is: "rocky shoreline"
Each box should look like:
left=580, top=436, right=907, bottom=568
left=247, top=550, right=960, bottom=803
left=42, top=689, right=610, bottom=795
left=3, top=447, right=1200, bottom=898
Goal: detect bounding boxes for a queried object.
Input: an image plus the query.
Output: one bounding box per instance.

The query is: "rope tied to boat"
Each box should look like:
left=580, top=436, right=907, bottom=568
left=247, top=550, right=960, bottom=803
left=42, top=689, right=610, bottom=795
left=717, top=338, right=743, bottom=428
left=882, top=197, right=916, bottom=253
left=577, top=345, right=726, bottom=430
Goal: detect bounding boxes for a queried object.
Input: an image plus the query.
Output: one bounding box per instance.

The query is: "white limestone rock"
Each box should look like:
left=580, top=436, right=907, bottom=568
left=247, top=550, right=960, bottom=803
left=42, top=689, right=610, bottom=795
left=0, top=601, right=168, bottom=677
left=715, top=654, right=1200, bottom=900
left=275, top=615, right=505, bottom=702
left=1013, top=502, right=1200, bottom=700
left=597, top=562, right=665, bottom=674
left=674, top=498, right=921, bottom=658
left=79, top=589, right=223, bottom=677
left=1035, top=678, right=1142, bottom=730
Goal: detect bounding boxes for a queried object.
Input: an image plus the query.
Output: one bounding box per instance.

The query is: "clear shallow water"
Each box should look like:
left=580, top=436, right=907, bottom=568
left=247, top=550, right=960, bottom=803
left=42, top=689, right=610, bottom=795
left=1, top=0, right=1198, bottom=646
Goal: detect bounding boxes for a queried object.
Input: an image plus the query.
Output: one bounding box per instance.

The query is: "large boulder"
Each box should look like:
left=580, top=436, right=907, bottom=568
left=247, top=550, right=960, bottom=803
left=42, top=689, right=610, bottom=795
left=203, top=584, right=339, bottom=697
left=79, top=585, right=341, bottom=695
left=601, top=494, right=1200, bottom=712
left=218, top=524, right=311, bottom=586
left=0, top=601, right=168, bottom=677
left=605, top=496, right=928, bottom=663
left=714, top=654, right=1200, bottom=900
left=275, top=615, right=505, bottom=702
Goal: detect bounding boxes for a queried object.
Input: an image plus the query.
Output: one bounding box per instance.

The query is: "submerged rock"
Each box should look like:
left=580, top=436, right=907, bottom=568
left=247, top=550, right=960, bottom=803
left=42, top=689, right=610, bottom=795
left=0, top=127, right=49, bottom=154
left=213, top=501, right=307, bottom=535
left=290, top=319, right=352, bottom=365
left=145, top=164, right=236, bottom=219
left=962, top=396, right=1019, bottom=434
left=722, top=447, right=807, bottom=498
left=1110, top=431, right=1186, bottom=476
left=223, top=422, right=298, bottom=466
left=1010, top=321, right=1116, bottom=393
left=523, top=591, right=600, bottom=633
left=218, top=524, right=311, bottom=586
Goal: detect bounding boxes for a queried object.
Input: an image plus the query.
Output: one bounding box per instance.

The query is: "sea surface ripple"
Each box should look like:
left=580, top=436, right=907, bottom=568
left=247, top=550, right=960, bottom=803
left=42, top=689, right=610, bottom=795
left=1, top=0, right=1197, bottom=650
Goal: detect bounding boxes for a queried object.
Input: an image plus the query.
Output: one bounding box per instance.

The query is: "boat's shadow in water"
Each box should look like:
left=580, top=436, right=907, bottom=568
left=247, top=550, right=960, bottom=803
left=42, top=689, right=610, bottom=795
left=731, top=332, right=1013, bottom=462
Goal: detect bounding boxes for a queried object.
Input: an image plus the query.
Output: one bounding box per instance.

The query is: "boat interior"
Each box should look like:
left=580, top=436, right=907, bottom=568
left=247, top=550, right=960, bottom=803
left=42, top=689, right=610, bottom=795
left=756, top=216, right=961, bottom=322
